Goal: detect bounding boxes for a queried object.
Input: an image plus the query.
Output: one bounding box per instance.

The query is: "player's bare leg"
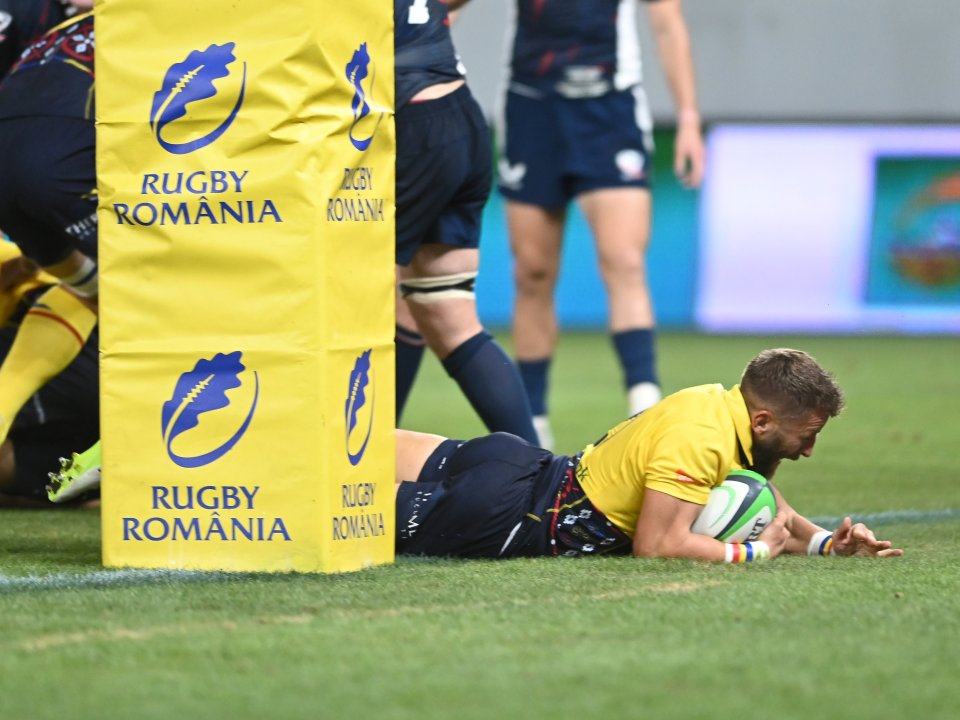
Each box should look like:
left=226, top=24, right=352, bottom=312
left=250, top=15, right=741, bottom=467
left=506, top=200, right=565, bottom=449
left=395, top=429, right=446, bottom=490
left=579, top=187, right=660, bottom=415
left=399, top=246, right=483, bottom=357
left=399, top=245, right=536, bottom=443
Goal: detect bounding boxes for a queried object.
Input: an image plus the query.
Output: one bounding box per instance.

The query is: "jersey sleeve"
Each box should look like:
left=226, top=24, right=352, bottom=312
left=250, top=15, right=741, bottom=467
left=642, top=424, right=726, bottom=505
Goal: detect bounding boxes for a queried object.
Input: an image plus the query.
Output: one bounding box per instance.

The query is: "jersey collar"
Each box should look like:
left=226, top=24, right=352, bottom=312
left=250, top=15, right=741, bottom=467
left=726, top=385, right=754, bottom=468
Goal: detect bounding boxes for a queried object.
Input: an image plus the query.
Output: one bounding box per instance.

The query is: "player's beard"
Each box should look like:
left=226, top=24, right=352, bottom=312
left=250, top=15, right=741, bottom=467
left=751, top=435, right=787, bottom=479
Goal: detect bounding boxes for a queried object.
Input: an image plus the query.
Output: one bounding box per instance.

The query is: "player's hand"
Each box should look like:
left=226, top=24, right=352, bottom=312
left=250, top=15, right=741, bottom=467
left=830, top=516, right=903, bottom=557
left=674, top=116, right=705, bottom=189
left=758, top=510, right=791, bottom=558
left=0, top=256, right=41, bottom=293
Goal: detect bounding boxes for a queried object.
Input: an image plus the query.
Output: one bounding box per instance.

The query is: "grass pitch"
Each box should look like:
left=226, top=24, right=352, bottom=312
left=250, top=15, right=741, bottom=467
left=1, top=333, right=958, bottom=720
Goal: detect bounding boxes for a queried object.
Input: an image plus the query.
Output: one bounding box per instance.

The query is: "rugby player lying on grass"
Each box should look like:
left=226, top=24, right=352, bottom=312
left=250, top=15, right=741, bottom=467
left=394, top=348, right=902, bottom=563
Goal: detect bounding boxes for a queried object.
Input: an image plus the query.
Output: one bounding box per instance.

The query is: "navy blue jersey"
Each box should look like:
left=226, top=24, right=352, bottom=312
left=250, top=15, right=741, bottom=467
left=0, top=0, right=66, bottom=77
left=507, top=0, right=655, bottom=98
left=0, top=10, right=93, bottom=119
left=395, top=0, right=463, bottom=108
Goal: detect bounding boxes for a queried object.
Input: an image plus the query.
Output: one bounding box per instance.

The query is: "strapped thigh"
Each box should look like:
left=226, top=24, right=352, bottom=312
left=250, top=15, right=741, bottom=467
left=399, top=271, right=477, bottom=304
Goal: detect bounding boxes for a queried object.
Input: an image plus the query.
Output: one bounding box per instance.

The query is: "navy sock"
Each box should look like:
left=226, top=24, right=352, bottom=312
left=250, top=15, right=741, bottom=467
left=612, top=328, right=658, bottom=389
left=441, top=331, right=538, bottom=444
left=396, top=324, right=426, bottom=421
left=517, top=358, right=551, bottom=416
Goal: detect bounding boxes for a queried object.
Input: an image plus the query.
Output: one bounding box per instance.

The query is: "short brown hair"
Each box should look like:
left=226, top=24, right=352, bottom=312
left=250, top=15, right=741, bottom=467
left=740, top=348, right=845, bottom=418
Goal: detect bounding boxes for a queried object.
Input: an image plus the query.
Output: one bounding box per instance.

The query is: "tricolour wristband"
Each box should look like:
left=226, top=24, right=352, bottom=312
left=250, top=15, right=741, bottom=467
left=807, top=530, right=834, bottom=556
left=724, top=541, right=771, bottom=563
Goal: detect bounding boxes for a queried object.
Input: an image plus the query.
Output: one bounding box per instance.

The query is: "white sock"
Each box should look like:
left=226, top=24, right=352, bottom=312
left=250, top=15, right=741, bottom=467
left=532, top=415, right=554, bottom=451
left=628, top=382, right=662, bottom=416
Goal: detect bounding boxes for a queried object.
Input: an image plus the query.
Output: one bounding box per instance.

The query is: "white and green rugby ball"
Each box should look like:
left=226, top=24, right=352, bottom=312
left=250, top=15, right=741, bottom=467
left=691, top=469, right=777, bottom=543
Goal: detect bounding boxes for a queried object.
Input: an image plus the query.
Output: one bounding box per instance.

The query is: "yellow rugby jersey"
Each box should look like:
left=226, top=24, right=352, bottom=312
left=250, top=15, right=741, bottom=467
left=576, top=383, right=755, bottom=537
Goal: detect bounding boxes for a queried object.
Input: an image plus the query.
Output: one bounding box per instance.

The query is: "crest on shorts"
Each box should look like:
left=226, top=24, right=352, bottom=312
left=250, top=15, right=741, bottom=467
left=498, top=159, right=527, bottom=190
left=615, top=149, right=646, bottom=181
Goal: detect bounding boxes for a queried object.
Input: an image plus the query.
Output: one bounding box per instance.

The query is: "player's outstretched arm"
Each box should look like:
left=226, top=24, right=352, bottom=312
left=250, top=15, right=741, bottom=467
left=768, top=483, right=902, bottom=557
left=829, top=516, right=903, bottom=557
left=634, top=488, right=789, bottom=562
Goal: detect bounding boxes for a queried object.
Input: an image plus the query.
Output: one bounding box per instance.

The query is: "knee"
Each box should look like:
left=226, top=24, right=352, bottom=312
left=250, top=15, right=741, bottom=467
left=598, top=251, right=647, bottom=286
left=513, top=256, right=557, bottom=293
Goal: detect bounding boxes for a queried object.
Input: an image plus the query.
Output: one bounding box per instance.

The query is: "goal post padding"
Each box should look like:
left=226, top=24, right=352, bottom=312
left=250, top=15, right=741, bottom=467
left=96, top=0, right=396, bottom=572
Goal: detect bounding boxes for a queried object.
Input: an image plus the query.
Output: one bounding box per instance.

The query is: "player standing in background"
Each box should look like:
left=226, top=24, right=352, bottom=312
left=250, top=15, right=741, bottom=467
left=0, top=3, right=97, bottom=453
left=393, top=0, right=537, bottom=444
left=493, top=0, right=706, bottom=449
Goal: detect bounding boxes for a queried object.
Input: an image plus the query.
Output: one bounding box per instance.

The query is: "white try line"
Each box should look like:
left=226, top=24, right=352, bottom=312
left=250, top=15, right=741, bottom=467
left=1, top=508, right=957, bottom=594
left=0, top=568, right=257, bottom=594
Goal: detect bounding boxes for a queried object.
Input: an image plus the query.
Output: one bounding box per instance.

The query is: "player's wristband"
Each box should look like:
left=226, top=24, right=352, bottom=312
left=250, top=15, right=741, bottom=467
left=724, top=541, right=770, bottom=563
left=807, top=530, right=835, bottom=556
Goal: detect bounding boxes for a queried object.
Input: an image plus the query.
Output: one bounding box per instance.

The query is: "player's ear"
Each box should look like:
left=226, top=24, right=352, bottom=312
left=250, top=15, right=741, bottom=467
left=750, top=408, right=774, bottom=435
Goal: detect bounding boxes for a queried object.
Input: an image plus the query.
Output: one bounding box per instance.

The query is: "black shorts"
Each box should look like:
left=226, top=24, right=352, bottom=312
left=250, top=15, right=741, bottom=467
left=1, top=320, right=99, bottom=502
left=395, top=432, right=569, bottom=558
left=0, top=116, right=98, bottom=267
left=395, top=84, right=492, bottom=267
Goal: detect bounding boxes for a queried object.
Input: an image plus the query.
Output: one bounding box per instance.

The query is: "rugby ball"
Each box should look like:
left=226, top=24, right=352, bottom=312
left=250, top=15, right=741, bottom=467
left=691, top=469, right=777, bottom=543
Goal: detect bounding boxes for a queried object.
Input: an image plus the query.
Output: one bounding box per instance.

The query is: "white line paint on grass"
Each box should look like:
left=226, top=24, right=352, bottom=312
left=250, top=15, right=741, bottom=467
left=0, top=568, right=258, bottom=594
left=2, top=508, right=956, bottom=594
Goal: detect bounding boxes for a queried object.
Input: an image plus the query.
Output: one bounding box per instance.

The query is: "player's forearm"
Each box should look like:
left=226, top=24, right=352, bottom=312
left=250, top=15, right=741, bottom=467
left=648, top=7, right=700, bottom=118
left=782, top=513, right=827, bottom=555
left=634, top=530, right=729, bottom=562
left=768, top=483, right=828, bottom=554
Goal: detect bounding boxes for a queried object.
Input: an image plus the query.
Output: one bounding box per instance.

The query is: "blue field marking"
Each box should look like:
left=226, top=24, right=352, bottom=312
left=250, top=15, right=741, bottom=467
left=809, top=508, right=960, bottom=528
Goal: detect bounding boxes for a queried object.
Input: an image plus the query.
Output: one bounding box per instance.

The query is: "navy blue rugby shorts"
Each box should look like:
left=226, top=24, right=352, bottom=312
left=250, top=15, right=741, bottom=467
left=496, top=86, right=654, bottom=210
left=395, top=84, right=492, bottom=267
left=395, top=432, right=567, bottom=558
left=0, top=116, right=97, bottom=267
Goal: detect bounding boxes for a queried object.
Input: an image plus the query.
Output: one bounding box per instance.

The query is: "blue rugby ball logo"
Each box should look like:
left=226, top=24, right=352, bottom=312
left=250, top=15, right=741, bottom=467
left=161, top=351, right=259, bottom=468
left=345, top=43, right=383, bottom=152
left=345, top=350, right=375, bottom=466
left=150, top=43, right=247, bottom=155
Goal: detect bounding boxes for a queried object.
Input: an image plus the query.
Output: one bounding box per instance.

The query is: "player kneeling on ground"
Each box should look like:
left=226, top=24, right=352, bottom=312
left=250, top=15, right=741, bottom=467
left=394, top=348, right=902, bottom=562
